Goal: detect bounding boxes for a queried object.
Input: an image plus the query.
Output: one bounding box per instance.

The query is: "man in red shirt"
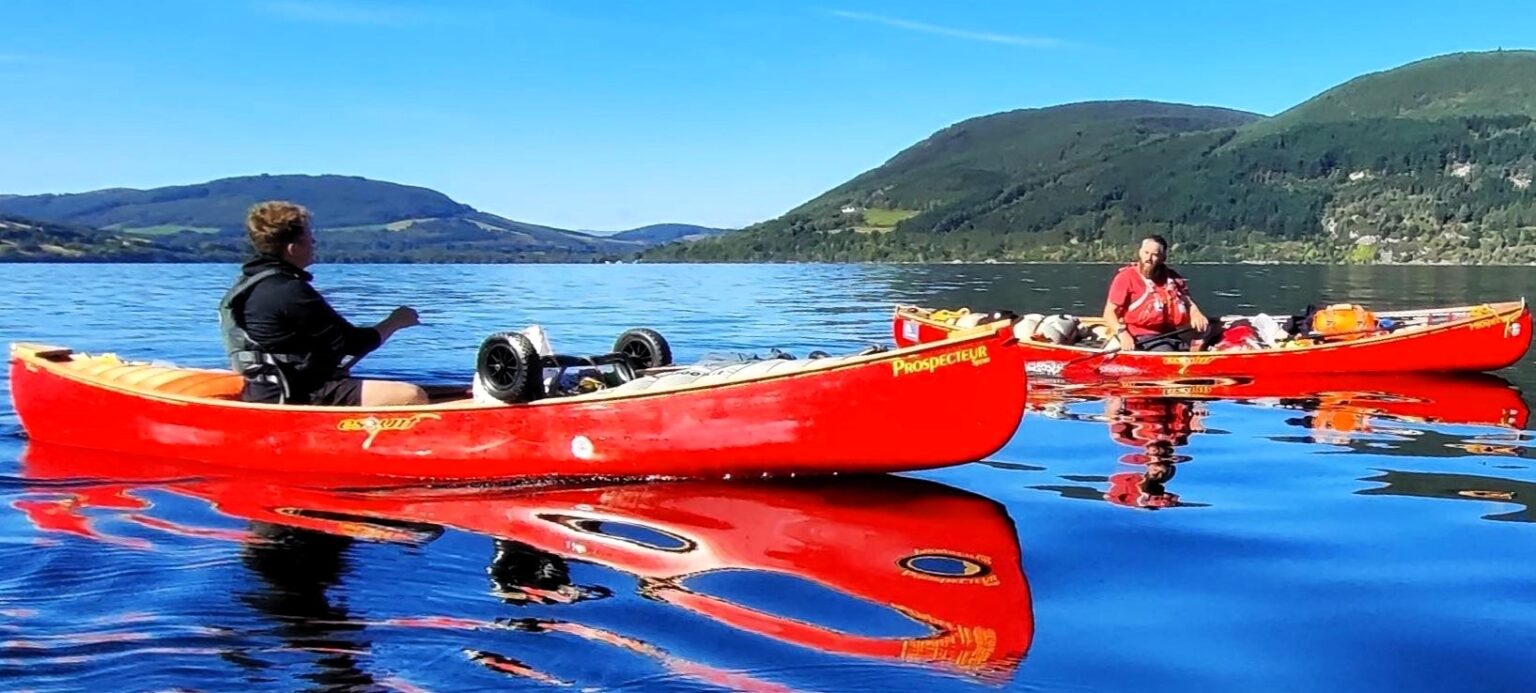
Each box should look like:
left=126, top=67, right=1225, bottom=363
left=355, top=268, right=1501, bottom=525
left=1102, top=235, right=1216, bottom=352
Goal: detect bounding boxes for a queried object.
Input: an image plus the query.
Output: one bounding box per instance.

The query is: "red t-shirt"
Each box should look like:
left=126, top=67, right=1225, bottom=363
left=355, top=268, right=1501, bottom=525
left=1106, top=265, right=1188, bottom=337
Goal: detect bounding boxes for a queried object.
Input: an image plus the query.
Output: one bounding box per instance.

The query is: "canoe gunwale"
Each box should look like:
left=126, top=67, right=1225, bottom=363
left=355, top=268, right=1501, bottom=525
left=894, top=300, right=1528, bottom=359
left=9, top=319, right=1017, bottom=414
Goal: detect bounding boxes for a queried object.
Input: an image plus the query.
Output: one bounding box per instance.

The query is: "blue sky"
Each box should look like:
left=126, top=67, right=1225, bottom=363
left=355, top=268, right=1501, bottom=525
left=1, top=1, right=1531, bottom=231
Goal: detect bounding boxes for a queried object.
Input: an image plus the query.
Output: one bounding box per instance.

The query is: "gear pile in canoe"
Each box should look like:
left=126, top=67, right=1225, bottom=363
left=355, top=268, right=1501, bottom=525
left=8, top=318, right=1028, bottom=481
left=894, top=300, right=1531, bottom=381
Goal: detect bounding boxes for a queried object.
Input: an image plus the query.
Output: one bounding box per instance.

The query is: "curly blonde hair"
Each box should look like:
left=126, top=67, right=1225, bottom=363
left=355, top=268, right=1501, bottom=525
left=246, top=201, right=311, bottom=256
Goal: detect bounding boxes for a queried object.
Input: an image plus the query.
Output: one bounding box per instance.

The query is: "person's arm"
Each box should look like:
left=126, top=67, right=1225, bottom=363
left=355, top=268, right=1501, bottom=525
left=1102, top=300, right=1132, bottom=351
left=1172, top=272, right=1209, bottom=332
left=285, top=282, right=384, bottom=356
left=1188, top=300, right=1210, bottom=332
left=1103, top=273, right=1135, bottom=351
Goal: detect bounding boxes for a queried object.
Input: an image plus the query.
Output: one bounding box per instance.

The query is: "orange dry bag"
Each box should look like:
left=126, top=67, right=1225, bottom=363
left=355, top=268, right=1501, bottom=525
left=1311, top=303, right=1377, bottom=338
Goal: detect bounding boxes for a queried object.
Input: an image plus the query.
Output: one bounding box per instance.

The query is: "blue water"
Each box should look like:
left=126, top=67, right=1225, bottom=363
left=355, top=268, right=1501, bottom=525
left=2, top=262, right=1535, bottom=691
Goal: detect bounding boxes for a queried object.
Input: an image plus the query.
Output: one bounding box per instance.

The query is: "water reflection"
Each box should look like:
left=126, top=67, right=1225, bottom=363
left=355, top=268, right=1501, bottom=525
left=1026, top=372, right=1533, bottom=513
left=15, top=443, right=1034, bottom=687
left=1094, top=395, right=1201, bottom=509
left=1358, top=471, right=1536, bottom=523
left=1027, top=383, right=1211, bottom=509
left=234, top=523, right=375, bottom=692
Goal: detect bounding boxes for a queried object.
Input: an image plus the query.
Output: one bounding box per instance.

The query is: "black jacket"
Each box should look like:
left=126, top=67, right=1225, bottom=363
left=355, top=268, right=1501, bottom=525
left=232, top=255, right=382, bottom=402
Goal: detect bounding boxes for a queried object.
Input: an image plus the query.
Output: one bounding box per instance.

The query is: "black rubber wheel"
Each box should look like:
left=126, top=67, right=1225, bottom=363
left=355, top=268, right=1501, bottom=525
left=477, top=332, right=543, bottom=403
left=613, top=328, right=672, bottom=368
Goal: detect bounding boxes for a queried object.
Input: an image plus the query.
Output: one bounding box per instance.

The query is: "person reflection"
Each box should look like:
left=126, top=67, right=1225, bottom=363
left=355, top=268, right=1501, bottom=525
left=487, top=539, right=611, bottom=606
left=1104, top=395, right=1202, bottom=509
left=234, top=522, right=374, bottom=691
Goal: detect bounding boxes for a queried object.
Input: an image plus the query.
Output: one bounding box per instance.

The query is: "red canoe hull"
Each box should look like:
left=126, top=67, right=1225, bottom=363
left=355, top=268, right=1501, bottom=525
left=894, top=302, right=1531, bottom=381
left=9, top=324, right=1027, bottom=481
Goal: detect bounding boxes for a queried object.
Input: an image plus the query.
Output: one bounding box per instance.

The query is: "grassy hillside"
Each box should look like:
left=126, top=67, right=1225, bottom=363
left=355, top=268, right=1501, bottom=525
left=0, top=214, right=205, bottom=261
left=0, top=174, right=657, bottom=262
left=646, top=50, right=1536, bottom=265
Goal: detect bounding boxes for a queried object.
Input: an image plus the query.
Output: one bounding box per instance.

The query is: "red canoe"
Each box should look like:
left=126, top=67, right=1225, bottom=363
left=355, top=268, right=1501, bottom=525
left=8, top=321, right=1026, bottom=481
left=18, top=443, right=1034, bottom=682
left=894, top=301, right=1531, bottom=381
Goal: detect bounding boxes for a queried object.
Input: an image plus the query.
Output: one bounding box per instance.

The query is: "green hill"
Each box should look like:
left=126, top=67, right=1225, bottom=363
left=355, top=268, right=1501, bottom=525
left=1235, top=50, right=1536, bottom=143
left=0, top=174, right=658, bottom=262
left=646, top=50, right=1536, bottom=265
left=0, top=174, right=473, bottom=231
left=800, top=100, right=1260, bottom=216
left=607, top=223, right=728, bottom=243
left=0, top=214, right=204, bottom=261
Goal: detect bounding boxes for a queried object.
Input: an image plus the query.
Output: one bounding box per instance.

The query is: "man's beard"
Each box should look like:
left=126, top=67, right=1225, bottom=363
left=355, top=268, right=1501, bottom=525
left=1138, top=260, right=1162, bottom=278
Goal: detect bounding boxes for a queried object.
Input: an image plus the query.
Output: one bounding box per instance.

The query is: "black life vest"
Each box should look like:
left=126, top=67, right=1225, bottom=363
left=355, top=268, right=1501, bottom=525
left=218, top=268, right=309, bottom=402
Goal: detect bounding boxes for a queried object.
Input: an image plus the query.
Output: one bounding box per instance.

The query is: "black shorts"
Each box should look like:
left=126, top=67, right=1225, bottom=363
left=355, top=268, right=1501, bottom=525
left=1134, top=333, right=1188, bottom=352
left=306, top=378, right=365, bottom=406
left=244, top=377, right=364, bottom=406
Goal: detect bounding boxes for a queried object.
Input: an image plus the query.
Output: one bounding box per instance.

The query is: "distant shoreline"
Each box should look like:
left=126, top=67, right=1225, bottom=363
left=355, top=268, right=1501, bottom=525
left=3, top=259, right=1533, bottom=268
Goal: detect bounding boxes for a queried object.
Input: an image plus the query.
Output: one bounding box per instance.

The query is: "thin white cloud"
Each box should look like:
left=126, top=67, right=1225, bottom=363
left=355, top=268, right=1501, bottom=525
left=825, top=9, right=1063, bottom=49
left=256, top=1, right=421, bottom=26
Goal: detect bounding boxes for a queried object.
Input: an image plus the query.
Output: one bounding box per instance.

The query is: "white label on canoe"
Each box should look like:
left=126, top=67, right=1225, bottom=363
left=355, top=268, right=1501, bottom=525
left=902, top=319, right=918, bottom=340
left=571, top=435, right=595, bottom=460
left=1511, top=322, right=1522, bottom=337
left=1025, top=361, right=1067, bottom=376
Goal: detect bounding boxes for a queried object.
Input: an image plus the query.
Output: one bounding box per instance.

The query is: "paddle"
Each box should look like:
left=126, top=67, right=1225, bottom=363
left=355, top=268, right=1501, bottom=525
left=336, top=351, right=370, bottom=375
left=1029, top=326, right=1195, bottom=377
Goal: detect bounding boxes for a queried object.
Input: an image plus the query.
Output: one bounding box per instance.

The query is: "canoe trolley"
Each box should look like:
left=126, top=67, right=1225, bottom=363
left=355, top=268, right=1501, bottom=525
left=475, top=328, right=675, bottom=404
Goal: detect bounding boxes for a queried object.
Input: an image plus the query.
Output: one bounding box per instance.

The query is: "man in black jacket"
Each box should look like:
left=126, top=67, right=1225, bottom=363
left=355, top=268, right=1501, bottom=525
left=220, top=201, right=427, bottom=406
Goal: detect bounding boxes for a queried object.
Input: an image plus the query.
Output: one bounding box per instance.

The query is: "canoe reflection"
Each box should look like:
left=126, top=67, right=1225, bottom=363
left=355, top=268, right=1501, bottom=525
left=16, top=443, right=1035, bottom=685
left=1027, top=372, right=1531, bottom=509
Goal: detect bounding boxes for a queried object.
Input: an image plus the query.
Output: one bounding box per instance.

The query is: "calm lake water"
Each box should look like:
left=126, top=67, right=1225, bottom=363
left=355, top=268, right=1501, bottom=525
left=2, top=262, right=1534, bottom=691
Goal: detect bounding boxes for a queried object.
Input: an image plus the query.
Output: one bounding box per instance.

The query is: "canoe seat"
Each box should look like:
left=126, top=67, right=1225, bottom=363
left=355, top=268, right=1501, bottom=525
left=55, top=352, right=245, bottom=401
left=595, top=353, right=865, bottom=396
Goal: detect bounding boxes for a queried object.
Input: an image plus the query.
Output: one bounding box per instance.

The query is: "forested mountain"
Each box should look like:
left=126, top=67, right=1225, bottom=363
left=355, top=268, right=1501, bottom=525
left=646, top=50, right=1536, bottom=264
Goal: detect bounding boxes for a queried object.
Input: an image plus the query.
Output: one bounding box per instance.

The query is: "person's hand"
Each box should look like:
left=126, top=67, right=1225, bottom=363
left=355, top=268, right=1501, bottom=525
left=1191, top=311, right=1209, bottom=332
left=386, top=306, right=420, bottom=329
left=376, top=306, right=420, bottom=340
left=1116, top=330, right=1136, bottom=352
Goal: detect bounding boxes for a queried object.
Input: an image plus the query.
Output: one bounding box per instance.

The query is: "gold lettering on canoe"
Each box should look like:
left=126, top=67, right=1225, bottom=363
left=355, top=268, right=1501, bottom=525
left=892, top=345, right=991, bottom=377
left=337, top=412, right=442, bottom=450
left=1164, top=354, right=1217, bottom=375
